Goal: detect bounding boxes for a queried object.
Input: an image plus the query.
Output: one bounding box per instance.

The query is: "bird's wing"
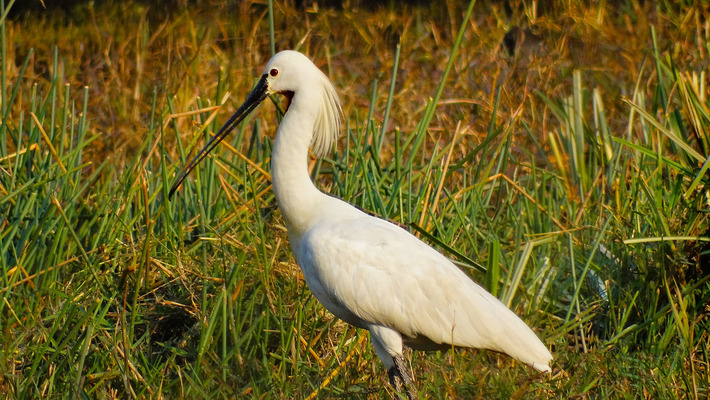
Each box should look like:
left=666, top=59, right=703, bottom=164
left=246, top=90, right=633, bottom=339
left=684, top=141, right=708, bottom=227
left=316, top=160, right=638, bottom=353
left=295, top=211, right=552, bottom=371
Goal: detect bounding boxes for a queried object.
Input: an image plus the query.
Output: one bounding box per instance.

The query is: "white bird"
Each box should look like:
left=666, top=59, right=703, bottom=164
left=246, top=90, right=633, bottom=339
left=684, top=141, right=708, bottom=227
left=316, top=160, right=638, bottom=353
left=170, top=50, right=552, bottom=397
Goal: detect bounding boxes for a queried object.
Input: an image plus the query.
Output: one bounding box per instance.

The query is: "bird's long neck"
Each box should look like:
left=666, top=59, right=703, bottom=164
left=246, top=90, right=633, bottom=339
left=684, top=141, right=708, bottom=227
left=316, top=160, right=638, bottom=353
left=271, top=96, right=326, bottom=237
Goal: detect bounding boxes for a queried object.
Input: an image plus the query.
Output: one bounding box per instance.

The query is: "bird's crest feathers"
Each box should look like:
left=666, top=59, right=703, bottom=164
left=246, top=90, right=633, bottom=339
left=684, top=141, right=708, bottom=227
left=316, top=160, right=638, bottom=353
left=311, top=68, right=342, bottom=158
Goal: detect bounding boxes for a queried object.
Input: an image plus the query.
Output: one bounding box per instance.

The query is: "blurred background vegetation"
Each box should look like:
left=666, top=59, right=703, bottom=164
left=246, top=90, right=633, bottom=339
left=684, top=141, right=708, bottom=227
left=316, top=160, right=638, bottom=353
left=1, top=0, right=708, bottom=398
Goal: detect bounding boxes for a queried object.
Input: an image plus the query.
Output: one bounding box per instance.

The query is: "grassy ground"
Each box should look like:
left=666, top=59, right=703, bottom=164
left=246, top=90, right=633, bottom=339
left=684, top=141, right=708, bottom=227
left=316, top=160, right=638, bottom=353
left=1, top=0, right=709, bottom=398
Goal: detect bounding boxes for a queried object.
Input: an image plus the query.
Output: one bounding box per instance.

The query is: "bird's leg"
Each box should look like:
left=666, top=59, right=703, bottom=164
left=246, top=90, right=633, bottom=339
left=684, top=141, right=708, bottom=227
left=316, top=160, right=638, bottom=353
left=388, top=355, right=419, bottom=400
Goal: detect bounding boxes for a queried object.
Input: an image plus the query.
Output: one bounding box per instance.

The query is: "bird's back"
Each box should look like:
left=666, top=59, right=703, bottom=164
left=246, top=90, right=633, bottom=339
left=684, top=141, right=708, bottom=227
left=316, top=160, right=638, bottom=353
left=292, top=197, right=552, bottom=372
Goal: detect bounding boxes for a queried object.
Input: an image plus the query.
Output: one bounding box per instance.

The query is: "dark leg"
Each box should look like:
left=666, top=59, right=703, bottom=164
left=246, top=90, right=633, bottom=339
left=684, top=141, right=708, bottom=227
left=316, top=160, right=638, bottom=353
left=387, top=355, right=419, bottom=400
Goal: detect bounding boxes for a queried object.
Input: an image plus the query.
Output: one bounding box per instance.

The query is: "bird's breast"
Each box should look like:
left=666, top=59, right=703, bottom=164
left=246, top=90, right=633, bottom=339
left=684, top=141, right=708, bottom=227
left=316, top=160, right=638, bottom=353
left=291, top=229, right=369, bottom=329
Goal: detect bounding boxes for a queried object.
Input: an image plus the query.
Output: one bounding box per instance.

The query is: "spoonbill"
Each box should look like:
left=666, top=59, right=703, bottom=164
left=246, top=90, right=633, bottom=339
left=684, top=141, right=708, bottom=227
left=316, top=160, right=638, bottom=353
left=170, top=50, right=552, bottom=397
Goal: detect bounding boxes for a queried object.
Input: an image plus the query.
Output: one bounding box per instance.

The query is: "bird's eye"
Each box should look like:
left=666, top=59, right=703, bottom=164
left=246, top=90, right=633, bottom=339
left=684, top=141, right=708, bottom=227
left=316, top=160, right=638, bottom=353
left=269, top=68, right=279, bottom=77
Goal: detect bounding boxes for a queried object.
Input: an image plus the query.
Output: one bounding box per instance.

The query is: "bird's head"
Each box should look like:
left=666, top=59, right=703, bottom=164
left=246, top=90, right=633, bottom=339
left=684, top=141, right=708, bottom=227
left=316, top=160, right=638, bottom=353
left=261, top=50, right=312, bottom=96
left=169, top=50, right=341, bottom=199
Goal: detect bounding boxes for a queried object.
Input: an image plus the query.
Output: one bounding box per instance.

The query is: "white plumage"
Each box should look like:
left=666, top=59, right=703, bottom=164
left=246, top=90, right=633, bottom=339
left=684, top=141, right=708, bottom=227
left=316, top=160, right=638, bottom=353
left=170, top=50, right=552, bottom=396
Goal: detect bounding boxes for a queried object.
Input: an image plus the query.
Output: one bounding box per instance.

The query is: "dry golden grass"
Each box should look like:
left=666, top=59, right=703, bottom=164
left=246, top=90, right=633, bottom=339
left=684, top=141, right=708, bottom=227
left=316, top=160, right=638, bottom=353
left=10, top=1, right=707, bottom=164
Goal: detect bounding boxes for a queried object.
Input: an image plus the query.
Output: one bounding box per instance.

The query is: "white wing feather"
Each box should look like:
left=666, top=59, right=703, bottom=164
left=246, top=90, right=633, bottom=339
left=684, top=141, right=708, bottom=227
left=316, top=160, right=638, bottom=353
left=293, top=199, right=552, bottom=372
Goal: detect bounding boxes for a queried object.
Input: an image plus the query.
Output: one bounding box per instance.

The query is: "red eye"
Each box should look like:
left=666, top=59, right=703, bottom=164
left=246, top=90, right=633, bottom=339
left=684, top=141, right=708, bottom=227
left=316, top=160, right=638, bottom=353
left=269, top=68, right=279, bottom=77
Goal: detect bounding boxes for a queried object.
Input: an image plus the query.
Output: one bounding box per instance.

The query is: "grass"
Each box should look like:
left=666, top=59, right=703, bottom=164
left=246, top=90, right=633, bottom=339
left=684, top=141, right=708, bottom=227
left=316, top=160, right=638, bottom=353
left=1, top=0, right=709, bottom=398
